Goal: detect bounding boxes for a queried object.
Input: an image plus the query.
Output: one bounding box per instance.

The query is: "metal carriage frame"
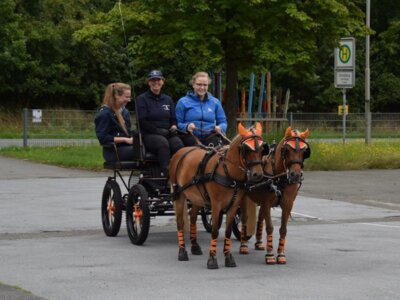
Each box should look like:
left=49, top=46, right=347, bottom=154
left=100, top=134, right=174, bottom=245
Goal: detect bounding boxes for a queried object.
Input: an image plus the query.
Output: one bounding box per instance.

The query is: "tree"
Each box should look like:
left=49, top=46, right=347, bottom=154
left=0, top=0, right=30, bottom=104
left=371, top=20, right=400, bottom=111
left=111, top=0, right=365, bottom=136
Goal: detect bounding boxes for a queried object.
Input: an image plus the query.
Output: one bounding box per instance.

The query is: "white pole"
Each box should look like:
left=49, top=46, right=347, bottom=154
left=342, top=89, right=347, bottom=144
left=365, top=0, right=371, bottom=144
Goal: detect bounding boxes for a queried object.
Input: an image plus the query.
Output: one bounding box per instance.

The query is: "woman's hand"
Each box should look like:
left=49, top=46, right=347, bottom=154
left=187, top=123, right=196, bottom=133
left=215, top=126, right=222, bottom=134
left=114, top=136, right=133, bottom=144
left=125, top=137, right=133, bottom=144
left=169, top=125, right=178, bottom=136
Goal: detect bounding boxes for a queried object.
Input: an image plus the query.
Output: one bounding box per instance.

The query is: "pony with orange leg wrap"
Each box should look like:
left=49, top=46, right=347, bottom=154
left=170, top=123, right=265, bottom=269
left=239, top=127, right=311, bottom=264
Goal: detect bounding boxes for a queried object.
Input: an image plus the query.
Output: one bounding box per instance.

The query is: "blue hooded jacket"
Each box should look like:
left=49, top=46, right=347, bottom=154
left=176, top=92, right=227, bottom=139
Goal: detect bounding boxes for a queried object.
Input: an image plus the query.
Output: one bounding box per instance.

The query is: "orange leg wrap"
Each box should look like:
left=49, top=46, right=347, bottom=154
left=267, top=234, right=273, bottom=253
left=223, top=238, right=231, bottom=255
left=177, top=230, right=185, bottom=249
left=277, top=238, right=286, bottom=254
left=190, top=223, right=197, bottom=242
left=256, top=221, right=263, bottom=242
left=209, top=239, right=217, bottom=256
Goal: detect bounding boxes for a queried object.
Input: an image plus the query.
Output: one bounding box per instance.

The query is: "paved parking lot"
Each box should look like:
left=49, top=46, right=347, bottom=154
left=1, top=156, right=399, bottom=300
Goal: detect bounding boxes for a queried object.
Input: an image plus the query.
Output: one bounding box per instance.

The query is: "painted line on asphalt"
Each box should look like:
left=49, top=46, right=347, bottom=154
left=358, top=222, right=400, bottom=229
left=290, top=211, right=323, bottom=220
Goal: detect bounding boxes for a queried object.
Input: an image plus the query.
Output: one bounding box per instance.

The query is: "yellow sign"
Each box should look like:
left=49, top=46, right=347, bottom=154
left=339, top=45, right=351, bottom=63
left=338, top=105, right=349, bottom=115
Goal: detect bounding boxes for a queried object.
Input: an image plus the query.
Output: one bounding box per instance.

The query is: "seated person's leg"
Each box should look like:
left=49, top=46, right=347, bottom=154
left=143, top=134, right=170, bottom=176
left=180, top=134, right=197, bottom=147
left=102, top=145, right=134, bottom=162
left=168, top=135, right=184, bottom=154
left=203, top=135, right=222, bottom=147
left=117, top=145, right=136, bottom=160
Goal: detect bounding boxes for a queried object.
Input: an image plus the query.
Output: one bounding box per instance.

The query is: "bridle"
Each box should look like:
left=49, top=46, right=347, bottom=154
left=238, top=134, right=264, bottom=170
left=281, top=136, right=310, bottom=169
left=279, top=135, right=311, bottom=184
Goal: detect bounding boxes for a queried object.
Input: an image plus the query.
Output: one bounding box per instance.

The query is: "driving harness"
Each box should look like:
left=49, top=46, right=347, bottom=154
left=171, top=145, right=249, bottom=208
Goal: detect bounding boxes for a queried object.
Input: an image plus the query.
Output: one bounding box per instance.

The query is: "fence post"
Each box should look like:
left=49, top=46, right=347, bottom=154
left=23, top=108, right=28, bottom=147
left=288, top=112, right=293, bottom=127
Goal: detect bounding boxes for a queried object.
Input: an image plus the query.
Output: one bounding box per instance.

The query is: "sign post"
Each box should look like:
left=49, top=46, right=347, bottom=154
left=335, top=37, right=355, bottom=144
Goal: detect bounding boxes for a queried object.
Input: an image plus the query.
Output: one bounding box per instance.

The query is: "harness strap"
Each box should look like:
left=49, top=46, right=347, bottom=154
left=213, top=172, right=246, bottom=189
left=171, top=147, right=216, bottom=200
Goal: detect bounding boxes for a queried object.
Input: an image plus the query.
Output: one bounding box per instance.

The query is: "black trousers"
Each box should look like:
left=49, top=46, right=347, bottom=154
left=102, top=145, right=135, bottom=162
left=180, top=134, right=224, bottom=147
left=143, top=134, right=184, bottom=174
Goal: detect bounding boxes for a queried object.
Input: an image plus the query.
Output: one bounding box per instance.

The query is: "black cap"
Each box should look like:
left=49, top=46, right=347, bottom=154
left=147, top=70, right=164, bottom=80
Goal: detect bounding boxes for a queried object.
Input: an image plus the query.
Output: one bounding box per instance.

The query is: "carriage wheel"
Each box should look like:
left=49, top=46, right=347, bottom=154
left=200, top=208, right=223, bottom=233
left=101, top=179, right=123, bottom=237
left=126, top=184, right=150, bottom=245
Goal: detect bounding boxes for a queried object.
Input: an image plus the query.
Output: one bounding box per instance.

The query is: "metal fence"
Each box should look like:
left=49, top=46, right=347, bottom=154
left=1, top=109, right=399, bottom=147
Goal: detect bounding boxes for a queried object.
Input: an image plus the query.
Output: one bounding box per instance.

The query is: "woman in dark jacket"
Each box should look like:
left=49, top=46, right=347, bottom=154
left=95, top=82, right=135, bottom=162
left=136, top=70, right=184, bottom=177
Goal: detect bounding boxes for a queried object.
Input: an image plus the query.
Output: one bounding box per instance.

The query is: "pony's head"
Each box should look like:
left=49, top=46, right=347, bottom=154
left=236, top=122, right=264, bottom=182
left=280, top=127, right=311, bottom=184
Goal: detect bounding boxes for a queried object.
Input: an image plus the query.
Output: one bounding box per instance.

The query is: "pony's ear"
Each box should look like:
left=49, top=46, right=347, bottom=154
left=255, top=122, right=262, bottom=136
left=300, top=128, right=310, bottom=139
left=284, top=127, right=292, bottom=138
left=238, top=122, right=247, bottom=136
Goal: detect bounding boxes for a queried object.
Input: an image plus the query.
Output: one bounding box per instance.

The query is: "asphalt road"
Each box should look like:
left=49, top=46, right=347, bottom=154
left=0, top=155, right=399, bottom=300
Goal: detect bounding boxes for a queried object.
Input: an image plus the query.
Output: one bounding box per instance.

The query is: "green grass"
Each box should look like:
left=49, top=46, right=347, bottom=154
left=1, top=141, right=399, bottom=171
left=0, top=145, right=104, bottom=170
left=305, top=140, right=400, bottom=170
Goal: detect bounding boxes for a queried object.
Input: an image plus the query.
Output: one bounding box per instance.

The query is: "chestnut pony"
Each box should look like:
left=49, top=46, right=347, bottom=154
left=170, top=123, right=264, bottom=269
left=239, top=127, right=311, bottom=264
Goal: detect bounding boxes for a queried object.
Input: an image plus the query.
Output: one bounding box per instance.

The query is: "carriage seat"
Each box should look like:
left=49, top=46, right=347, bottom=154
left=101, top=138, right=157, bottom=171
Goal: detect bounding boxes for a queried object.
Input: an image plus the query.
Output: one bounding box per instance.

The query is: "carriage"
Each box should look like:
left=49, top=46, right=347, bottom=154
left=100, top=132, right=244, bottom=245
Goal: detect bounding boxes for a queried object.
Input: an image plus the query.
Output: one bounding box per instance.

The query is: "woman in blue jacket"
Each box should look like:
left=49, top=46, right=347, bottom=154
left=176, top=71, right=228, bottom=147
left=95, top=82, right=135, bottom=162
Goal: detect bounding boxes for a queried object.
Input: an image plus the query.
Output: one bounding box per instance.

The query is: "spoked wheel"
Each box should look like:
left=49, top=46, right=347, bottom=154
left=200, top=208, right=223, bottom=233
left=126, top=184, right=150, bottom=245
left=101, top=179, right=123, bottom=237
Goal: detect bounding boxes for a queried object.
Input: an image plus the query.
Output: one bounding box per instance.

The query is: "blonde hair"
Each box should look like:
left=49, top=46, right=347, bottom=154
left=189, top=71, right=212, bottom=85
left=102, top=82, right=131, bottom=136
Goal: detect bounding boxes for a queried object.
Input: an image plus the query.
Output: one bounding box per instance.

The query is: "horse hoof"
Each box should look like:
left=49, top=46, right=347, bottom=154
left=178, top=248, right=188, bottom=261
left=239, top=244, right=249, bottom=255
left=265, top=254, right=276, bottom=265
left=207, top=256, right=218, bottom=269
left=254, top=242, right=266, bottom=251
left=277, top=254, right=286, bottom=264
left=191, top=243, right=203, bottom=255
left=225, top=254, right=237, bottom=267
